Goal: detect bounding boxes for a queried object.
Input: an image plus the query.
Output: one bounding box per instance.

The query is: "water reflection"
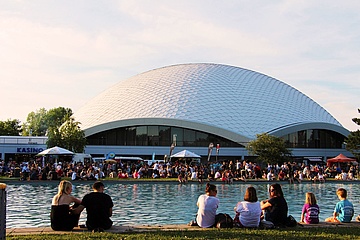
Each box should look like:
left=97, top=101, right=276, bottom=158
left=5, top=182, right=360, bottom=228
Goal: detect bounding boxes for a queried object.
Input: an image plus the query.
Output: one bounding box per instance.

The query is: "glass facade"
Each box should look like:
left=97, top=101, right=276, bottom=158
left=86, top=125, right=245, bottom=147
left=281, top=129, right=344, bottom=149
left=87, top=126, right=345, bottom=149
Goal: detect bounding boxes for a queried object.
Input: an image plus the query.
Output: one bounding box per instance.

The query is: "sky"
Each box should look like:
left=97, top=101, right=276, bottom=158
left=0, top=0, right=359, bottom=131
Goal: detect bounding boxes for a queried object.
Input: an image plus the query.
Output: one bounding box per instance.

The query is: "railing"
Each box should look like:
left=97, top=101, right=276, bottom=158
left=0, top=136, right=47, bottom=145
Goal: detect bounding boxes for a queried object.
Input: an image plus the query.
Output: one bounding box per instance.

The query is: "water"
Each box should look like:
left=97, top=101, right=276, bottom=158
left=5, top=181, right=360, bottom=228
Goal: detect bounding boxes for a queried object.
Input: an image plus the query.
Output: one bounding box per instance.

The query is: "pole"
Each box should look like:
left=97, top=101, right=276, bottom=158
left=0, top=183, right=6, bottom=240
left=207, top=143, right=214, bottom=162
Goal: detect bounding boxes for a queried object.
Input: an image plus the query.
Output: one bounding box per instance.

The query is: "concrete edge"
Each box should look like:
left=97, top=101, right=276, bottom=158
left=6, top=222, right=360, bottom=235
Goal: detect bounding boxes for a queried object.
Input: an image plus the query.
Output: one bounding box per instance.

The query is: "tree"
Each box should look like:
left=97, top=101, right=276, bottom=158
left=246, top=133, right=292, bottom=165
left=22, top=107, right=72, bottom=136
left=22, top=108, right=48, bottom=136
left=345, top=108, right=360, bottom=160
left=46, top=107, right=72, bottom=129
left=47, top=117, right=87, bottom=153
left=46, top=126, right=62, bottom=149
left=0, top=119, right=22, bottom=136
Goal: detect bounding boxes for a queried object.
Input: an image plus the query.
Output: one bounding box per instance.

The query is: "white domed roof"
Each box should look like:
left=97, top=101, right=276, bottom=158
left=74, top=63, right=344, bottom=140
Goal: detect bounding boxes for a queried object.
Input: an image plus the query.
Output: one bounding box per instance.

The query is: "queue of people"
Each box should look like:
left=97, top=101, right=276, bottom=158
left=193, top=183, right=355, bottom=229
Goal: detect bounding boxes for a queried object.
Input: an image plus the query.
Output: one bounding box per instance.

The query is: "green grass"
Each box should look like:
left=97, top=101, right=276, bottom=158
left=7, top=227, right=360, bottom=240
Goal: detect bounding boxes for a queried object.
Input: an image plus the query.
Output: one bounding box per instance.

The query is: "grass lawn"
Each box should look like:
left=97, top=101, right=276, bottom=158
left=6, top=227, right=360, bottom=240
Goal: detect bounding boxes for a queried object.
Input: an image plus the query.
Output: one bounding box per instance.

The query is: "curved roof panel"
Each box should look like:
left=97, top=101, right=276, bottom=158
left=74, top=63, right=344, bottom=139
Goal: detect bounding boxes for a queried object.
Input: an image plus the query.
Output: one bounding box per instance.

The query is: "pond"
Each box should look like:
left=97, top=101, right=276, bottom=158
left=5, top=181, right=360, bottom=228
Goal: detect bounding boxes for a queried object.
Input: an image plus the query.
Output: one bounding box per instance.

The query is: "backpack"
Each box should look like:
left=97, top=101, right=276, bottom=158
left=215, top=213, right=234, bottom=228
left=286, top=215, right=297, bottom=227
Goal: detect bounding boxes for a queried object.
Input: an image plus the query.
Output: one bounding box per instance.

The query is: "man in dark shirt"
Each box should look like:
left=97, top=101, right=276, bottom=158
left=74, top=181, right=113, bottom=231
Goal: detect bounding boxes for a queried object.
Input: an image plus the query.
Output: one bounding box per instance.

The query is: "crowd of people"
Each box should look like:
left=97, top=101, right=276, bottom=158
left=194, top=183, right=356, bottom=229
left=1, top=158, right=358, bottom=183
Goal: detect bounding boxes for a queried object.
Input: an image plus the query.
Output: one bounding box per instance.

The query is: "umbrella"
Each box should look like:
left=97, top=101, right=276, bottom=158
left=36, top=146, right=74, bottom=156
left=170, top=150, right=201, bottom=158
left=105, top=159, right=117, bottom=164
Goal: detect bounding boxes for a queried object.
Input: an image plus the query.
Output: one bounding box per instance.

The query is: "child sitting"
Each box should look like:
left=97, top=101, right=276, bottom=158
left=325, top=188, right=354, bottom=223
left=300, top=192, right=320, bottom=224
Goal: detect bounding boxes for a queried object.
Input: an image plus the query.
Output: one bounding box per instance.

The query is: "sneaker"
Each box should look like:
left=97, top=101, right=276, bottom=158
left=92, top=228, right=99, bottom=233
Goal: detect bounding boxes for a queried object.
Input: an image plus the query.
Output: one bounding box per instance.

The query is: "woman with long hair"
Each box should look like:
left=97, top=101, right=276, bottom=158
left=300, top=192, right=320, bottom=224
left=260, top=183, right=288, bottom=226
left=50, top=180, right=82, bottom=230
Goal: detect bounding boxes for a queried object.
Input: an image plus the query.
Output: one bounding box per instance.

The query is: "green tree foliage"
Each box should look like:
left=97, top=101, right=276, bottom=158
left=0, top=119, right=22, bottom=136
left=46, top=107, right=72, bottom=129
left=22, top=107, right=72, bottom=136
left=352, top=108, right=360, bottom=125
left=47, top=117, right=86, bottom=153
left=345, top=108, right=360, bottom=160
left=22, top=108, right=48, bottom=136
left=246, top=133, right=292, bottom=164
left=46, top=126, right=62, bottom=149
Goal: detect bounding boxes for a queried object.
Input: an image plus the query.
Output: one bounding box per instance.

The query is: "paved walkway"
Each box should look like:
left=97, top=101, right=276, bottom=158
left=6, top=224, right=206, bottom=236
left=5, top=222, right=360, bottom=236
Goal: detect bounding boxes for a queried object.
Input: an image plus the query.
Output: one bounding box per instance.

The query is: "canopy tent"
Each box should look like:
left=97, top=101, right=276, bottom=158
left=170, top=150, right=201, bottom=158
left=326, top=153, right=357, bottom=166
left=36, top=146, right=74, bottom=156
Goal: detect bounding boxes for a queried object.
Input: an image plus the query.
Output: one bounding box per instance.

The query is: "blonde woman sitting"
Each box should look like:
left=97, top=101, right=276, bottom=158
left=50, top=180, right=82, bottom=231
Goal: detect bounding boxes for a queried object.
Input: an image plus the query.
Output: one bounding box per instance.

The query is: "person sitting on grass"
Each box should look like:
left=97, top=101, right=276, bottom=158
left=325, top=188, right=354, bottom=223
left=260, top=183, right=288, bottom=226
left=234, top=186, right=262, bottom=228
left=300, top=192, right=319, bottom=224
left=196, top=183, right=219, bottom=228
left=50, top=180, right=82, bottom=231
left=73, top=181, right=114, bottom=232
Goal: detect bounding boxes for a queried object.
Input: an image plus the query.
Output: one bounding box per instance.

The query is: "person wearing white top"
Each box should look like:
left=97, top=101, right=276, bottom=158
left=196, top=183, right=219, bottom=228
left=234, top=186, right=262, bottom=227
left=153, top=162, right=159, bottom=171
left=214, top=171, right=221, bottom=179
left=267, top=170, right=274, bottom=181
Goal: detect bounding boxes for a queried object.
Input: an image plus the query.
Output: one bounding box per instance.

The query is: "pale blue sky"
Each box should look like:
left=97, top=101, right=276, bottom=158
left=0, top=0, right=359, bottom=131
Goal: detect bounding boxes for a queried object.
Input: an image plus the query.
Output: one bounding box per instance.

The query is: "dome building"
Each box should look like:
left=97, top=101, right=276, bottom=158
left=74, top=63, right=349, bottom=161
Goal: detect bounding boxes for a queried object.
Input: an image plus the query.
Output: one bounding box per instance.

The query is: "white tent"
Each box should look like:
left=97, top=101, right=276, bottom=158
left=36, top=146, right=74, bottom=156
left=170, top=150, right=201, bottom=158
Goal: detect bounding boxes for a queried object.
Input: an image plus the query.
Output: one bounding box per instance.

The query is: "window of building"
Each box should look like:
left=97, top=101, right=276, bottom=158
left=171, top=127, right=184, bottom=146
left=281, top=129, right=344, bottom=149
left=136, top=126, right=147, bottom=146
left=159, top=126, right=170, bottom=146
